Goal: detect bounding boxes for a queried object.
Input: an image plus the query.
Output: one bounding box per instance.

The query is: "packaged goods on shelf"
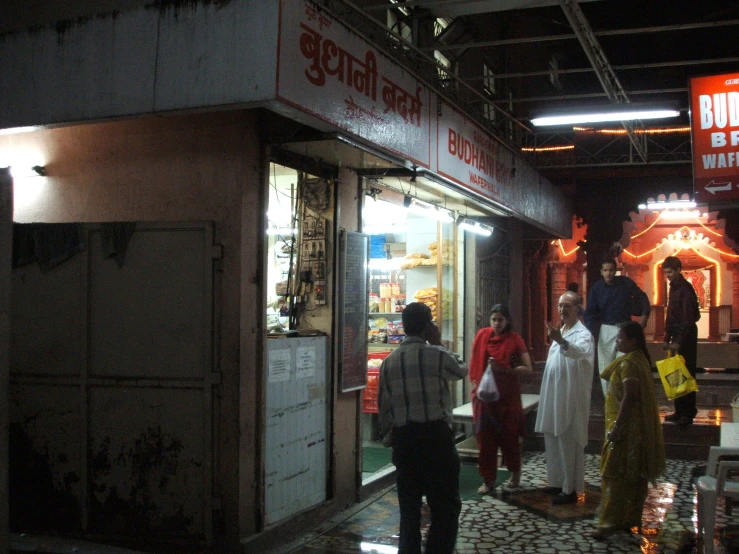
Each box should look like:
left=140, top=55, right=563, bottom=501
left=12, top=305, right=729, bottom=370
left=400, top=258, right=424, bottom=269
left=412, top=287, right=453, bottom=320
left=368, top=329, right=388, bottom=343
left=369, top=317, right=388, bottom=330
left=428, top=240, right=453, bottom=253
left=363, top=369, right=380, bottom=413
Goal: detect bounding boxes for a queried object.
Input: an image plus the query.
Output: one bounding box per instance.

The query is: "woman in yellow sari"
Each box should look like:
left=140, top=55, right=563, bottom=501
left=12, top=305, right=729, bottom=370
left=595, top=320, right=665, bottom=539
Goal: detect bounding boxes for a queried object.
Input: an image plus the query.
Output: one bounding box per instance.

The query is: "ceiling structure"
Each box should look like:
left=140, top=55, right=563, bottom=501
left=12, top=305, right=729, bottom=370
left=319, top=0, right=739, bottom=188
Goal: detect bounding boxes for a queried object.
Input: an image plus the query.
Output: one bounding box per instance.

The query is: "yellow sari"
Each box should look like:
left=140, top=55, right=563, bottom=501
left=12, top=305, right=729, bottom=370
left=599, top=350, right=665, bottom=530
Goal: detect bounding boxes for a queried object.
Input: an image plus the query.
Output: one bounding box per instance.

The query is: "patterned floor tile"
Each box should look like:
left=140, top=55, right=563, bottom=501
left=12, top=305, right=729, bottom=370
left=277, top=452, right=729, bottom=553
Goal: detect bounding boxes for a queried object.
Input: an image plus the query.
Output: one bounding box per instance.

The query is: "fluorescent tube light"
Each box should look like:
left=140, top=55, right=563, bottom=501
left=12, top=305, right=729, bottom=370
left=531, top=108, right=679, bottom=127
left=645, top=200, right=696, bottom=211
left=458, top=216, right=493, bottom=237
left=406, top=197, right=454, bottom=223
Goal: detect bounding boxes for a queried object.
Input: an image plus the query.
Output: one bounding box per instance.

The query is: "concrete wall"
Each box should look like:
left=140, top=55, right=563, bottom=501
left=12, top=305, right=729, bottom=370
left=0, top=169, right=12, bottom=553
left=333, top=168, right=362, bottom=501
left=0, top=1, right=278, bottom=129
left=1, top=109, right=262, bottom=548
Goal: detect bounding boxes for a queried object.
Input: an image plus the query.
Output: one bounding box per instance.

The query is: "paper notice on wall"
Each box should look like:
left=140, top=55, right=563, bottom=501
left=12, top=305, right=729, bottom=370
left=296, top=346, right=316, bottom=378
left=268, top=349, right=291, bottom=382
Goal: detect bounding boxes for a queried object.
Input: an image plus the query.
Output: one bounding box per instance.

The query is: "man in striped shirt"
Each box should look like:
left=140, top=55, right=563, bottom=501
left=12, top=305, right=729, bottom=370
left=378, top=302, right=468, bottom=554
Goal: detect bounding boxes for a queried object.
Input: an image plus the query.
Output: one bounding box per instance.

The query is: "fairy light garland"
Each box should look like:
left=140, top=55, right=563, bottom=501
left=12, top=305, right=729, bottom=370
left=556, top=239, right=580, bottom=257
left=695, top=219, right=722, bottom=237
left=521, top=145, right=575, bottom=153
left=573, top=126, right=690, bottom=135
left=630, top=213, right=662, bottom=239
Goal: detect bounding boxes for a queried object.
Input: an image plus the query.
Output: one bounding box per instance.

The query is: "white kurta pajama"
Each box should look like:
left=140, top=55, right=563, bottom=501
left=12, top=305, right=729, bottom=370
left=535, top=321, right=595, bottom=494
left=597, top=323, right=623, bottom=398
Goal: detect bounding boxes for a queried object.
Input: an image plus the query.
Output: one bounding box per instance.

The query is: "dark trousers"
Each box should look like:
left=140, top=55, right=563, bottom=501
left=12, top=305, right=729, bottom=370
left=674, top=324, right=698, bottom=418
left=392, top=420, right=461, bottom=554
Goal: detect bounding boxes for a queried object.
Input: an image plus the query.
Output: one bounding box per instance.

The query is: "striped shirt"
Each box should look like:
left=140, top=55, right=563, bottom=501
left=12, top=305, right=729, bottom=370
left=378, top=336, right=468, bottom=434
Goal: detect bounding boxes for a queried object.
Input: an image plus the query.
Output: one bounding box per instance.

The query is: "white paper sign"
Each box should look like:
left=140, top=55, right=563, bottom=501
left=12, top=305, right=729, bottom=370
left=268, top=349, right=292, bottom=382
left=296, top=346, right=316, bottom=378
left=277, top=1, right=431, bottom=168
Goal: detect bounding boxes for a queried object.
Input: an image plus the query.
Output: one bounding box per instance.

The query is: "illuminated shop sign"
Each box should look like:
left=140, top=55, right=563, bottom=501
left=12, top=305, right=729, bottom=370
left=690, top=72, right=739, bottom=203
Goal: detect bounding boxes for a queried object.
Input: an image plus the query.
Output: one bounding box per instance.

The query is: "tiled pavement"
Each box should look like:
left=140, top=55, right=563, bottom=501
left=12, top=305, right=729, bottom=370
left=269, top=452, right=736, bottom=554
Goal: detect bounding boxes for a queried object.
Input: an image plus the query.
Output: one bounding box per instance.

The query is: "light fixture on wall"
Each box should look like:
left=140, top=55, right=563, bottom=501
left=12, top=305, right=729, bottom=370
left=404, top=195, right=453, bottom=222
left=457, top=216, right=494, bottom=237
left=531, top=103, right=679, bottom=127
left=9, top=165, right=46, bottom=178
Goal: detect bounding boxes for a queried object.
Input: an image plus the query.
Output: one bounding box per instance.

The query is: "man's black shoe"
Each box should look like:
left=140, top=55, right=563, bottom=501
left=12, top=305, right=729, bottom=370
left=542, top=486, right=562, bottom=495
left=552, top=491, right=578, bottom=505
left=678, top=416, right=694, bottom=426
left=663, top=412, right=680, bottom=422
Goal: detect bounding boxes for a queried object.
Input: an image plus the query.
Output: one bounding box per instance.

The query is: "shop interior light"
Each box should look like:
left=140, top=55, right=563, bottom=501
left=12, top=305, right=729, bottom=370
left=368, top=258, right=403, bottom=271
left=457, top=216, right=494, bottom=237
left=640, top=199, right=697, bottom=211
left=266, top=227, right=297, bottom=235
left=362, top=224, right=408, bottom=235
left=531, top=105, right=679, bottom=127
left=405, top=195, right=453, bottom=222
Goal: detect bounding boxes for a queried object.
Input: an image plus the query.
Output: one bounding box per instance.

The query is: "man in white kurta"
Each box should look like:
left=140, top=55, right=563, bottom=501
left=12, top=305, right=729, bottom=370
left=535, top=291, right=595, bottom=505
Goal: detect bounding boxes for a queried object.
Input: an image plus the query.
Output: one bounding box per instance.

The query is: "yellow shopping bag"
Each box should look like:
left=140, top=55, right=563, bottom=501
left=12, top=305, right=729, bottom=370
left=655, top=353, right=699, bottom=400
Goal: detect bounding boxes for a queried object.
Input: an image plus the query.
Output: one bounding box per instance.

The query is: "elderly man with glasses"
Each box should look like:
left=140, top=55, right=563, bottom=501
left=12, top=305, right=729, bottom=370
left=535, top=291, right=595, bottom=505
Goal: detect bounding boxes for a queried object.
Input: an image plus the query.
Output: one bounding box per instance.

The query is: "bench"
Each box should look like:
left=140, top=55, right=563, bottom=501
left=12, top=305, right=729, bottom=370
left=452, top=394, right=540, bottom=458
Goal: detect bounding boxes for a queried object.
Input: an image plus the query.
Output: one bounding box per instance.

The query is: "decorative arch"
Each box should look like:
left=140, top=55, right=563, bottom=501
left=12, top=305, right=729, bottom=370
left=617, top=193, right=739, bottom=340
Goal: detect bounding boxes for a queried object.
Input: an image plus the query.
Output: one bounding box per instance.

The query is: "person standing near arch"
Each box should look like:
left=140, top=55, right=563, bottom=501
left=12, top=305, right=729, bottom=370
left=662, top=256, right=700, bottom=426
left=584, top=258, right=650, bottom=398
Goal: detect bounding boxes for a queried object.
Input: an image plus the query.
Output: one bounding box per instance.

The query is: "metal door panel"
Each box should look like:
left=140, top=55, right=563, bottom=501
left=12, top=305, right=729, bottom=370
left=10, top=222, right=216, bottom=542
left=265, top=336, right=328, bottom=524
left=88, top=386, right=206, bottom=537
left=89, top=228, right=207, bottom=379
left=9, top=384, right=83, bottom=532
left=11, top=252, right=87, bottom=376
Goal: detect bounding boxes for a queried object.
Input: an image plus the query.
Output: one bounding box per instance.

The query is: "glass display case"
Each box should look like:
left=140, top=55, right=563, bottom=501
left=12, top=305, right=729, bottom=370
left=365, top=212, right=461, bottom=382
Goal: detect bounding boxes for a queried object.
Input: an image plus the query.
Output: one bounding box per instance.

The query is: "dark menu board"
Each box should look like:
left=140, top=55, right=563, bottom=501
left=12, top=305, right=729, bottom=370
left=339, top=231, right=369, bottom=392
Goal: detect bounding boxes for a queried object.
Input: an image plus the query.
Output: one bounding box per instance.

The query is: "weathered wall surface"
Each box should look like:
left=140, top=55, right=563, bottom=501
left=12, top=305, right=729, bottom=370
left=0, top=1, right=278, bottom=129
left=2, top=109, right=262, bottom=548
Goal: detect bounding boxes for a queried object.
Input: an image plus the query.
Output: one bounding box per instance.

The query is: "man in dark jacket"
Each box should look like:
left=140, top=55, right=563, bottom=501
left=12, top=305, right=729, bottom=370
left=662, top=256, right=701, bottom=426
left=584, top=258, right=650, bottom=398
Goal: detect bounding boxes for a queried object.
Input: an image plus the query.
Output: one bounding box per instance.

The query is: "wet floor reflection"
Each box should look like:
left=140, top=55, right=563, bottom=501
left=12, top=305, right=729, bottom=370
left=284, top=453, right=716, bottom=553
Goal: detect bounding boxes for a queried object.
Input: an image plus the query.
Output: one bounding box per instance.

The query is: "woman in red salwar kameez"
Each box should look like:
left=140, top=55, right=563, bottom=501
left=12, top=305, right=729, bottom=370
left=470, top=304, right=533, bottom=494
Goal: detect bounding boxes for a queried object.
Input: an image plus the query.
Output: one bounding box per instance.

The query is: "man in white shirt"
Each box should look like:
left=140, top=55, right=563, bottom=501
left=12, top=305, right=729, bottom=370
left=535, top=291, right=595, bottom=505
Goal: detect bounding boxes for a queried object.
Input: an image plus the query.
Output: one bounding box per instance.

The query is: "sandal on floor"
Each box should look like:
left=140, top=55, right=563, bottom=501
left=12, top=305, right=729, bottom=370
left=477, top=482, right=493, bottom=495
left=503, top=477, right=521, bottom=489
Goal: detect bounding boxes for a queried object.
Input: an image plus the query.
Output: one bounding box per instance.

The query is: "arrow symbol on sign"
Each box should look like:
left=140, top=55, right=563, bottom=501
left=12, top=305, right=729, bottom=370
left=704, top=180, right=733, bottom=194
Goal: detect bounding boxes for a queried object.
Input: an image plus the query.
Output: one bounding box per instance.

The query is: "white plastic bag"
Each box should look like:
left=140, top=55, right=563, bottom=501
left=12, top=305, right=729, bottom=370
left=477, top=360, right=500, bottom=403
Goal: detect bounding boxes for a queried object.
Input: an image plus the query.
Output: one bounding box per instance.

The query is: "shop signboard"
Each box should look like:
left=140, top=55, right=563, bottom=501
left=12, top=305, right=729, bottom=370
left=436, top=102, right=521, bottom=211
left=276, top=1, right=431, bottom=169
left=690, top=72, right=739, bottom=203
